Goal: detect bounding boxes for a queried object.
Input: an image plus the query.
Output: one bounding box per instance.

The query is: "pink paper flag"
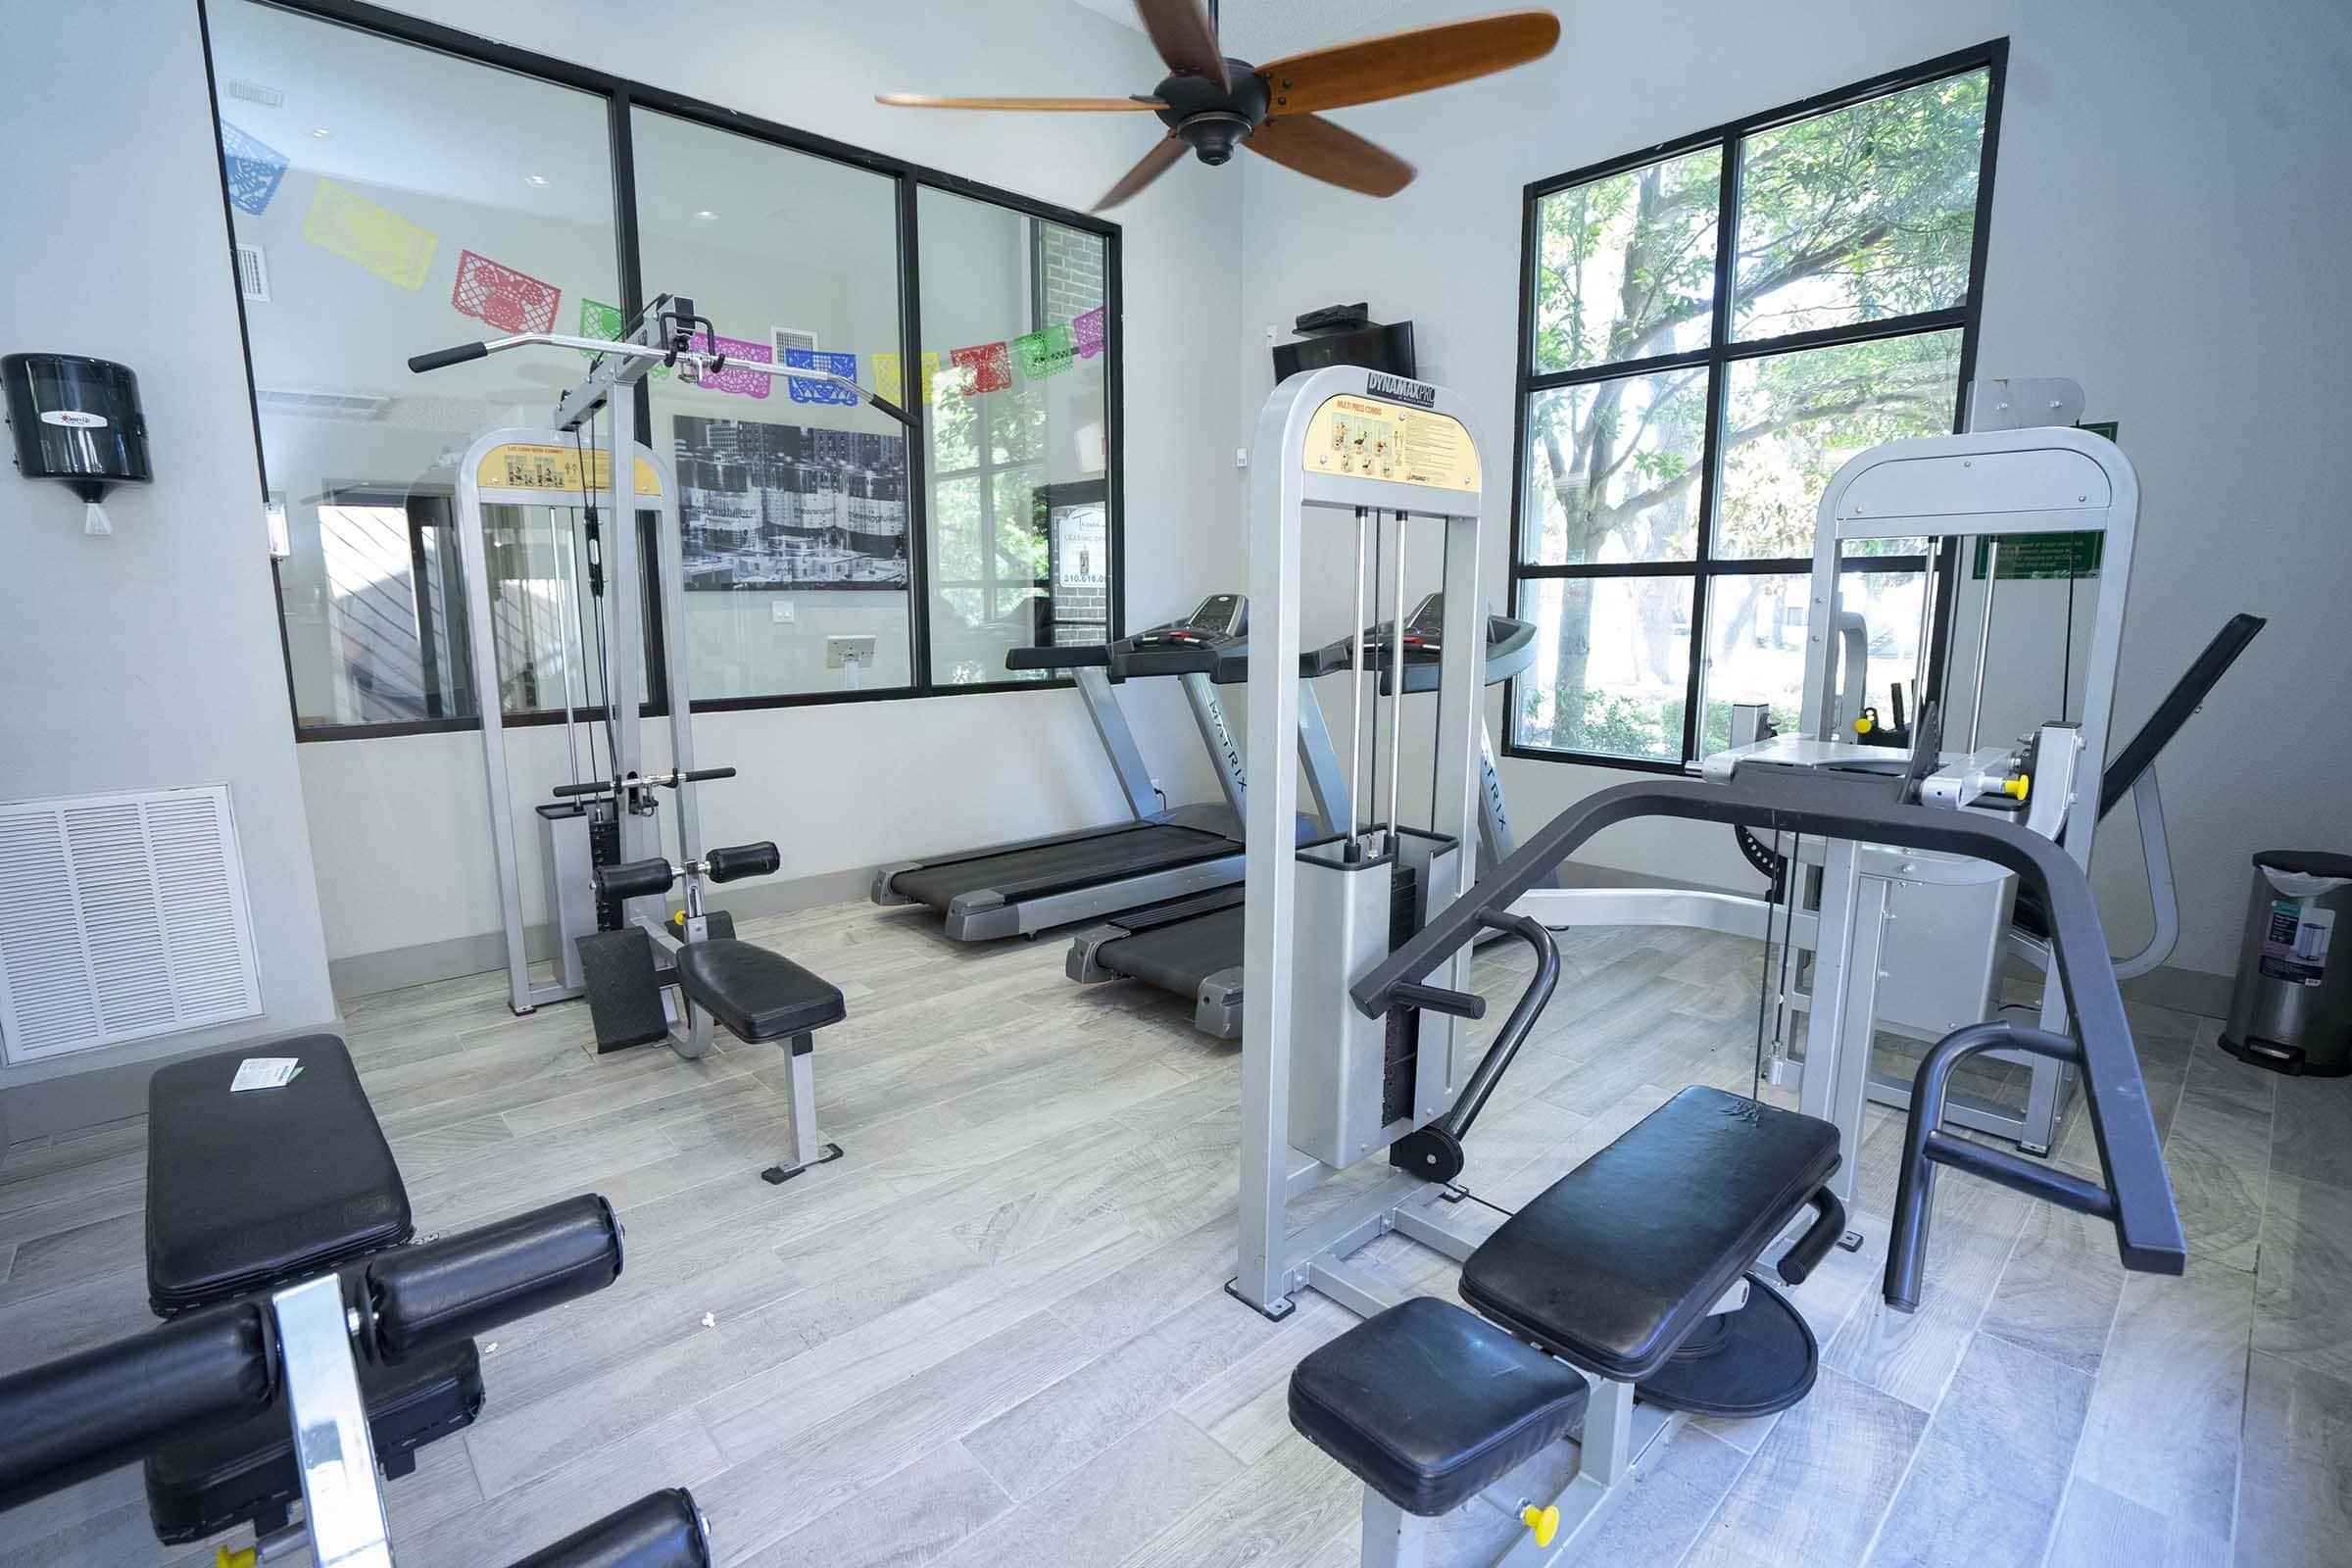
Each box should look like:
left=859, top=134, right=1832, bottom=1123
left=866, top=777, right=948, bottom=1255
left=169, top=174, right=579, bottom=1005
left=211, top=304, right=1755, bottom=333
left=686, top=329, right=772, bottom=399
left=951, top=341, right=1013, bottom=396
left=1072, top=305, right=1105, bottom=360
left=451, top=249, right=561, bottom=335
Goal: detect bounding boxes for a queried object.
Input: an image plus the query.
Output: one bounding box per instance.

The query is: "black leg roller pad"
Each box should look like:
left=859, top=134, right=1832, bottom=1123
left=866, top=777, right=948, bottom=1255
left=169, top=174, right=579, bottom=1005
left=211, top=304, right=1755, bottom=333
left=505, top=1486, right=713, bottom=1568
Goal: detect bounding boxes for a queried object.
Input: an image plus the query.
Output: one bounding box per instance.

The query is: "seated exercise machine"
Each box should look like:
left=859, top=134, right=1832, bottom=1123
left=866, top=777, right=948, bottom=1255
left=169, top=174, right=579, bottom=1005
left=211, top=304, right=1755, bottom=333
left=872, top=593, right=1263, bottom=940
left=1230, top=366, right=2184, bottom=1563
left=1505, top=379, right=2257, bottom=1164
left=410, top=298, right=861, bottom=1181
left=1066, top=592, right=1546, bottom=1038
left=1, top=1195, right=714, bottom=1567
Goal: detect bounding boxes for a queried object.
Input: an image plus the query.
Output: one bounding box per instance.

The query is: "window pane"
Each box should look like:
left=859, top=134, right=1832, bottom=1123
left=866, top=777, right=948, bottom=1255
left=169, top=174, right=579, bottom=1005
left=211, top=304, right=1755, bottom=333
left=1513, top=576, right=1693, bottom=761
left=1712, top=331, right=1961, bottom=560
left=208, top=0, right=622, bottom=730
left=1732, top=71, right=1989, bottom=340
left=917, top=188, right=1111, bottom=685
left=632, top=109, right=910, bottom=701
left=1697, top=568, right=1929, bottom=757
left=1531, top=148, right=1722, bottom=374
left=1521, top=368, right=1709, bottom=565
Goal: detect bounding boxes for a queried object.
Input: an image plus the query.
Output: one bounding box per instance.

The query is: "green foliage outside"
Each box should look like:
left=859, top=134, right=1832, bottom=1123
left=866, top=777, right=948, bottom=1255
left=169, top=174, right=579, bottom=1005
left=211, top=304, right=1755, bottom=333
left=1520, top=71, right=1988, bottom=760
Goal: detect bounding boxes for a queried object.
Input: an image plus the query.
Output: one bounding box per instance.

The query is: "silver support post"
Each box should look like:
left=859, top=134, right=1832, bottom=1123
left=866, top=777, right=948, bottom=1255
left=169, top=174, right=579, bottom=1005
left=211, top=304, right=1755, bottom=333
left=1181, top=671, right=1250, bottom=822
left=1298, top=684, right=1354, bottom=834
left=1800, top=837, right=1889, bottom=1204
left=551, top=502, right=582, bottom=788
left=1967, top=538, right=1999, bottom=750
left=1360, top=1490, right=1430, bottom=1568
left=1349, top=507, right=1369, bottom=838
left=1580, top=1377, right=1635, bottom=1487
left=1387, top=513, right=1408, bottom=848
left=456, top=455, right=535, bottom=1016
left=1075, top=665, right=1161, bottom=819
left=270, top=1275, right=393, bottom=1568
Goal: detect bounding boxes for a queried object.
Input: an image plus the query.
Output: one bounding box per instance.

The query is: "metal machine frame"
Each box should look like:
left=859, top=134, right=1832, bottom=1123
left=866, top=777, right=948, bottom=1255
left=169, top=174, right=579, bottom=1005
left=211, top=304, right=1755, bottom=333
left=422, top=297, right=914, bottom=1027
left=1233, top=365, right=1493, bottom=1320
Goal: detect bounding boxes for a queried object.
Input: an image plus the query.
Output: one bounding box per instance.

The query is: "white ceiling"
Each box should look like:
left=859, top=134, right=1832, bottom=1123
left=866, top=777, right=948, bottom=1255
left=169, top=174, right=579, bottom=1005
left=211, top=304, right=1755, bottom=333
left=1062, top=0, right=1423, bottom=65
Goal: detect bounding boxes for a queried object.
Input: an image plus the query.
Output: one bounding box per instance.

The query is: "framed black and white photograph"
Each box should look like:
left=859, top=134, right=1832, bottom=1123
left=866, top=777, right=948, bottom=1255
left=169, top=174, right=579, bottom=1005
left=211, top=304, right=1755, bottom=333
left=672, top=413, right=909, bottom=591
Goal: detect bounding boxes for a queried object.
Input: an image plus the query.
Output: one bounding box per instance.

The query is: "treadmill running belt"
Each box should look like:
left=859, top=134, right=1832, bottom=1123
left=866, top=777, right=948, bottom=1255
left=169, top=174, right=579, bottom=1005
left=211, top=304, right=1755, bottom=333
left=1102, top=905, right=1246, bottom=996
left=890, top=823, right=1238, bottom=912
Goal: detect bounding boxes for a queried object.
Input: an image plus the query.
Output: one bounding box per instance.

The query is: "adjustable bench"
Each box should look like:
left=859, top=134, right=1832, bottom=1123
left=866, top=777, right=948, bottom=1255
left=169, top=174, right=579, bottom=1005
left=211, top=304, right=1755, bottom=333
left=1291, top=1086, right=1844, bottom=1566
left=674, top=937, right=846, bottom=1184
left=144, top=1037, right=489, bottom=1547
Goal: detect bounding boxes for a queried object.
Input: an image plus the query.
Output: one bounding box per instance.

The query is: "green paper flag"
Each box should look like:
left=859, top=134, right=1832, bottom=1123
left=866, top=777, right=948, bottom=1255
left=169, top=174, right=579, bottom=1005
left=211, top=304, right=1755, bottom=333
left=1013, top=323, right=1075, bottom=381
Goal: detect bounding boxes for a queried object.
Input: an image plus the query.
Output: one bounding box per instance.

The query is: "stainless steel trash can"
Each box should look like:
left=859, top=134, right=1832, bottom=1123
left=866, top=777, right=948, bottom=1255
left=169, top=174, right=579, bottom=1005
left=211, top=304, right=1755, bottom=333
left=2221, top=850, right=2352, bottom=1075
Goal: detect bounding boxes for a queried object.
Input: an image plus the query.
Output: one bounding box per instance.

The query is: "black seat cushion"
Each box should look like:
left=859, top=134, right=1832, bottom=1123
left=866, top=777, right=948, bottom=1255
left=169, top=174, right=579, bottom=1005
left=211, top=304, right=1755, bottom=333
left=672, top=939, right=846, bottom=1042
left=1289, top=1296, right=1589, bottom=1516
left=144, top=1330, right=481, bottom=1544
left=146, top=1036, right=410, bottom=1316
left=1461, top=1086, right=1838, bottom=1384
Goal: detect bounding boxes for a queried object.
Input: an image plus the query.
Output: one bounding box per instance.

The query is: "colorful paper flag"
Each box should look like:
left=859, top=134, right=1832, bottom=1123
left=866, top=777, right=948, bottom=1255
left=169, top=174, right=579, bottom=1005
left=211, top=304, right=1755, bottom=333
left=783, top=348, right=861, bottom=406
left=577, top=299, right=667, bottom=374
left=219, top=121, right=287, bottom=217
left=302, top=177, right=437, bottom=290
left=1072, top=305, right=1106, bottom=361
left=452, top=249, right=561, bottom=335
left=1013, top=324, right=1075, bottom=381
left=685, top=330, right=772, bottom=399
left=870, top=351, right=939, bottom=406
left=951, top=341, right=1013, bottom=397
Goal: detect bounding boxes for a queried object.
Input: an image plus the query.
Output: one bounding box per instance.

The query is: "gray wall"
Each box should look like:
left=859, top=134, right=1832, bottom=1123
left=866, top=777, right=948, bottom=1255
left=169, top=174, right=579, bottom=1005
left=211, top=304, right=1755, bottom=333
left=1235, top=0, right=2352, bottom=983
left=0, top=0, right=337, bottom=1086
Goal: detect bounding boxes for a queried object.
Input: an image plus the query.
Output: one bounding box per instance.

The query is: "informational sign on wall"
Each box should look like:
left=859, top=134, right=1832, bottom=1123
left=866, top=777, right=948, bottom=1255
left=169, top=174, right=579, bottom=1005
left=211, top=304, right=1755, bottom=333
left=1970, top=420, right=2117, bottom=580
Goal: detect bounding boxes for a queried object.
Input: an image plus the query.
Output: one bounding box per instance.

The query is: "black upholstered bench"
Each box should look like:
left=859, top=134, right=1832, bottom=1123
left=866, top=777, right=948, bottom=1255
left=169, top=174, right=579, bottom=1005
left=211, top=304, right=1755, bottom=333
left=1290, top=1086, right=1846, bottom=1566
left=672, top=939, right=846, bottom=1043
left=146, top=1036, right=410, bottom=1317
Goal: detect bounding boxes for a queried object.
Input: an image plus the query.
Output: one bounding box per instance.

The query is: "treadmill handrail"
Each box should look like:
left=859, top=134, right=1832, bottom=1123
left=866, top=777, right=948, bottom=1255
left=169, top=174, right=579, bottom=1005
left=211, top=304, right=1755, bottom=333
left=1005, top=644, right=1111, bottom=671
left=1348, top=766, right=2184, bottom=1279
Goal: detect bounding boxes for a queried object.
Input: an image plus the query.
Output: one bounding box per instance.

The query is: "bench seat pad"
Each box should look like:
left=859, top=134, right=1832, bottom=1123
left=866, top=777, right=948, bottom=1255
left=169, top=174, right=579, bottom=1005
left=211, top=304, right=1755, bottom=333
left=146, top=1036, right=410, bottom=1317
left=1289, top=1296, right=1589, bottom=1516
left=673, top=939, right=845, bottom=1042
left=1461, top=1086, right=1838, bottom=1384
left=145, top=1329, right=480, bottom=1544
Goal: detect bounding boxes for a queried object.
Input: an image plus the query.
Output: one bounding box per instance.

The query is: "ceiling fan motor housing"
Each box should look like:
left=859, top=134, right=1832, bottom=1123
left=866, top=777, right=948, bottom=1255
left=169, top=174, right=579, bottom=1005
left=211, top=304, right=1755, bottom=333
left=1154, top=60, right=1269, bottom=164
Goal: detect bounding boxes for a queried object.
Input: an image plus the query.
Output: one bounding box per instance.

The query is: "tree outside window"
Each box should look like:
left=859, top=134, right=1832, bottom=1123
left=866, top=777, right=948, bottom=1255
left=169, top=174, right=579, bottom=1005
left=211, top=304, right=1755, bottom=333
left=1510, top=52, right=2001, bottom=766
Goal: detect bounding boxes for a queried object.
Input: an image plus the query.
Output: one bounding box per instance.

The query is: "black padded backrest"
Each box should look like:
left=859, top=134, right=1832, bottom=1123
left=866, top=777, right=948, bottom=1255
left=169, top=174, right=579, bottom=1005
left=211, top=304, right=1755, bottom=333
left=2098, top=613, right=2263, bottom=817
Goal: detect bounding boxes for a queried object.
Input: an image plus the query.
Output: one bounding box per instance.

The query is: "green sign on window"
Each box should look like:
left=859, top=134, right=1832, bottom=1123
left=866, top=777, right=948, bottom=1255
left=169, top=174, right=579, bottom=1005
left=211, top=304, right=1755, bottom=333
left=1970, top=421, right=2116, bottom=579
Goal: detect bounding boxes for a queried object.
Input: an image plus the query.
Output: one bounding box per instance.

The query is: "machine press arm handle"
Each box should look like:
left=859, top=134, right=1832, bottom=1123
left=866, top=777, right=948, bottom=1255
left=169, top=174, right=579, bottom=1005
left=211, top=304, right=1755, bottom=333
left=1349, top=768, right=2186, bottom=1288
left=409, top=341, right=490, bottom=371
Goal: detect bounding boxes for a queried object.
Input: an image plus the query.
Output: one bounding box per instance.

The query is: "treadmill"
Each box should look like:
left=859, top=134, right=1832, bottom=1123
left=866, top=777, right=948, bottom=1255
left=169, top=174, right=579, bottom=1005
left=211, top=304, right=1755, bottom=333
left=871, top=593, right=1257, bottom=941
left=1067, top=594, right=1547, bottom=1038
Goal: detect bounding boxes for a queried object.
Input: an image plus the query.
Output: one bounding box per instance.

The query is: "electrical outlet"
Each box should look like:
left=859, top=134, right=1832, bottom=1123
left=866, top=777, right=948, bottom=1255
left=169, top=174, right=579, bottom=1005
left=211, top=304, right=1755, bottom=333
left=771, top=600, right=795, bottom=625
left=1264, top=324, right=1278, bottom=347
left=1235, top=447, right=1250, bottom=469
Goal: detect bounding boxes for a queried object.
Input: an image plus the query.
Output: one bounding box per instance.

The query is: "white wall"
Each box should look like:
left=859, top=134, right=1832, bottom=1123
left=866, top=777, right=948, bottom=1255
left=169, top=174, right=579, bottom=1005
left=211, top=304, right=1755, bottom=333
left=1236, top=0, right=2352, bottom=980
left=0, top=0, right=337, bottom=1080
left=252, top=0, right=1246, bottom=967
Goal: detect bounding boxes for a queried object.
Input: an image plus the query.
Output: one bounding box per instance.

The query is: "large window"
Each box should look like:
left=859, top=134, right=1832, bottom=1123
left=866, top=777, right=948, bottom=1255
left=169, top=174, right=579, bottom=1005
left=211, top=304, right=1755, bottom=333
left=1507, top=46, right=2002, bottom=768
left=204, top=0, right=1120, bottom=737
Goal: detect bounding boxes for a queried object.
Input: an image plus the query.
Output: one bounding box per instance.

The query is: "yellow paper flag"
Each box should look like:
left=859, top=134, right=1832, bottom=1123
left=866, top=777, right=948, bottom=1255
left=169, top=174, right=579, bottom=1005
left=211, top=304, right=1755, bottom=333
left=302, top=177, right=437, bottom=290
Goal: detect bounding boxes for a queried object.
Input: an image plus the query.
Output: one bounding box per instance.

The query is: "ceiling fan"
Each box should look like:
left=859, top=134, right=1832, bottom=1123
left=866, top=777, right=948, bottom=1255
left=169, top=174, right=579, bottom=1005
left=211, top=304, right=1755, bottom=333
left=877, top=1, right=1560, bottom=211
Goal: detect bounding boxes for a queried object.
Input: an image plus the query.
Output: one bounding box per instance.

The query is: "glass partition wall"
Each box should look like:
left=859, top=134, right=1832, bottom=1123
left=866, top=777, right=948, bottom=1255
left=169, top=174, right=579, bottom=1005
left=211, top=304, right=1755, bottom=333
left=204, top=0, right=1121, bottom=738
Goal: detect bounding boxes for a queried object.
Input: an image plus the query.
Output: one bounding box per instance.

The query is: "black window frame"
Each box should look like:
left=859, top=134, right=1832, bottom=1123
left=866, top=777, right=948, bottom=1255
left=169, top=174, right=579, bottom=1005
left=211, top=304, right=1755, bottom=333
left=198, top=0, right=1125, bottom=742
left=1503, top=40, right=2007, bottom=774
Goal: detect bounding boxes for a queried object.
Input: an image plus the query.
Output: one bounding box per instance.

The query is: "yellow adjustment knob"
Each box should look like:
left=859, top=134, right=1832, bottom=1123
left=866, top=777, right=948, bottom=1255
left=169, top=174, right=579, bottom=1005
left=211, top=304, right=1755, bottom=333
left=2002, top=772, right=2031, bottom=800
left=1855, top=715, right=1874, bottom=735
left=218, top=1548, right=258, bottom=1568
left=1521, top=1502, right=1561, bottom=1547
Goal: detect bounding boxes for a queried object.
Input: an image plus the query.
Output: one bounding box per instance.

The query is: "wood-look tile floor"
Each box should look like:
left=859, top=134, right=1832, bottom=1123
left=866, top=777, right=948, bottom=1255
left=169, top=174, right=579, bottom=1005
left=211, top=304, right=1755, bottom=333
left=3, top=902, right=2345, bottom=1567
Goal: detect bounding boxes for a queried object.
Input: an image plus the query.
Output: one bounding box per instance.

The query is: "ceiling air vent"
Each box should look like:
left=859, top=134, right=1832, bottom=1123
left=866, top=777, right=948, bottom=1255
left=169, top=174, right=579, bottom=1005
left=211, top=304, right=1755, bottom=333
left=253, top=387, right=393, bottom=421
left=773, top=326, right=818, bottom=362
left=235, top=243, right=270, bottom=303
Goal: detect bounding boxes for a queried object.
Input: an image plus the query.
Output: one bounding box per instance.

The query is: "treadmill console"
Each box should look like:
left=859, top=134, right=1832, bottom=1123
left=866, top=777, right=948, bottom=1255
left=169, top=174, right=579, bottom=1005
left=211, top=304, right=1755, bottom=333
left=1345, top=594, right=1536, bottom=691
left=1114, top=592, right=1251, bottom=680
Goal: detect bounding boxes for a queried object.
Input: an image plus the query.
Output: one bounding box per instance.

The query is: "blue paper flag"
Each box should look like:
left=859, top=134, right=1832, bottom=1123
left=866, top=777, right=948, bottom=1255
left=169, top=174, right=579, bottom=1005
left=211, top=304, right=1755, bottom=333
left=784, top=347, right=861, bottom=406
left=220, top=120, right=288, bottom=217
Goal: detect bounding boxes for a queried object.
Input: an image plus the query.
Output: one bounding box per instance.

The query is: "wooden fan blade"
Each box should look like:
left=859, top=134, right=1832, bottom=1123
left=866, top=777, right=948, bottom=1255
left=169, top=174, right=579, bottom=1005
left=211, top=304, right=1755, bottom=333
left=1094, top=134, right=1189, bottom=212
left=1257, top=11, right=1560, bottom=116
left=875, top=94, right=1165, bottom=111
left=1132, top=0, right=1230, bottom=91
left=1245, top=114, right=1415, bottom=198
